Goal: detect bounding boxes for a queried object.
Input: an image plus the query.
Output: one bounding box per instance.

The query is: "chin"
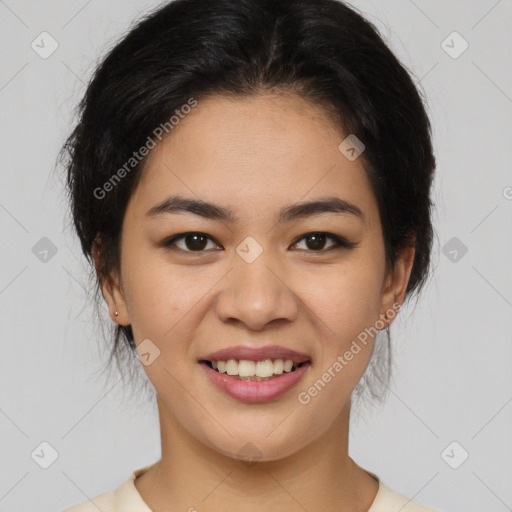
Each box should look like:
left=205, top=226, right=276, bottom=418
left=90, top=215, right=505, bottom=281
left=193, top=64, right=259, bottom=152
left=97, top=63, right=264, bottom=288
left=195, top=421, right=313, bottom=465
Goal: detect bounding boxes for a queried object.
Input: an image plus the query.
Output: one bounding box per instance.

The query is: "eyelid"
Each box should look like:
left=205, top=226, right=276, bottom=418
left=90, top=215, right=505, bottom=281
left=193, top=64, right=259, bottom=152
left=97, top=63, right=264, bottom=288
left=162, top=231, right=357, bottom=253
left=291, top=232, right=357, bottom=251
left=162, top=232, right=222, bottom=252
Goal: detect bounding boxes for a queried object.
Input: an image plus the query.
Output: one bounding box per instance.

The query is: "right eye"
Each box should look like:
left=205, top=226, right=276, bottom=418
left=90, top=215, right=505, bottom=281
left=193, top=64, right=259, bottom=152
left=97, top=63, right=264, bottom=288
left=162, top=232, right=223, bottom=253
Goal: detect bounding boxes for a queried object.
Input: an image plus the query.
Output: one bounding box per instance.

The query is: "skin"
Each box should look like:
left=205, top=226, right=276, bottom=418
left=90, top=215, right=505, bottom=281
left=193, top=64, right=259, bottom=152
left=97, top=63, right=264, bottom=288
left=94, top=92, right=415, bottom=512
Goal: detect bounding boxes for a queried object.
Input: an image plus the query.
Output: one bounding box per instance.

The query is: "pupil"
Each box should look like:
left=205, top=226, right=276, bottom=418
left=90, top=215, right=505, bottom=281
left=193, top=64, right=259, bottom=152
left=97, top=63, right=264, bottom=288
left=306, top=233, right=325, bottom=250
left=186, top=233, right=207, bottom=251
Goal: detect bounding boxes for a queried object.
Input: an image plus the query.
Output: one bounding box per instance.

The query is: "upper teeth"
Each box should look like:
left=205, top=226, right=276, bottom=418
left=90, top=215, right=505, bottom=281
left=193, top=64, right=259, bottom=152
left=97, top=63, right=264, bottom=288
left=212, top=359, right=299, bottom=377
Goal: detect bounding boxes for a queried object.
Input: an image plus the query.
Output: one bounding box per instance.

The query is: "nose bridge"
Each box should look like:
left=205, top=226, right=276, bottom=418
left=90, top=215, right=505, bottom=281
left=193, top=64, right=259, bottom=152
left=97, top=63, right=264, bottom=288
left=215, top=239, right=298, bottom=330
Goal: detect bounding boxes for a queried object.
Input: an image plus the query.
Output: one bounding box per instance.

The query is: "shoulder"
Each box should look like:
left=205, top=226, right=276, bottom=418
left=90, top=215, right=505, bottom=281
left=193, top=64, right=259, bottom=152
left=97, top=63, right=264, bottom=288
left=60, top=464, right=155, bottom=512
left=368, top=473, right=444, bottom=512
left=61, top=490, right=115, bottom=512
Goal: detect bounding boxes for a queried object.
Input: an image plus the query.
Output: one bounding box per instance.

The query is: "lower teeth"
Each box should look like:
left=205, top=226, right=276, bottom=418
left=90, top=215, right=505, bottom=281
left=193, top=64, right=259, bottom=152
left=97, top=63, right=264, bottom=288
left=235, top=375, right=278, bottom=381
left=211, top=364, right=300, bottom=380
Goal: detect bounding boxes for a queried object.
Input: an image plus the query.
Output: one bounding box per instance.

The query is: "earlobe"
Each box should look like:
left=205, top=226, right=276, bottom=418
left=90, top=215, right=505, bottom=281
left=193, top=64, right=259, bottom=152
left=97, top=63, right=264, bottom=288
left=393, top=245, right=415, bottom=306
left=380, top=245, right=415, bottom=326
left=104, top=274, right=129, bottom=325
left=92, top=240, right=129, bottom=325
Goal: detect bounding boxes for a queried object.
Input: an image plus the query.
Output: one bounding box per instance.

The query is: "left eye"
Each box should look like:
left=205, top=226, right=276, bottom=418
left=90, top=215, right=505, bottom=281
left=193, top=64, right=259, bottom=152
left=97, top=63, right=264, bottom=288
left=292, top=232, right=352, bottom=252
left=162, top=231, right=355, bottom=253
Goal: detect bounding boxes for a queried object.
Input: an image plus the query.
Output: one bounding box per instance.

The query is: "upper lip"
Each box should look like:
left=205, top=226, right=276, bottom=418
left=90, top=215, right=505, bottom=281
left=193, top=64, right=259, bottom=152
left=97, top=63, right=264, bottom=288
left=200, top=345, right=311, bottom=363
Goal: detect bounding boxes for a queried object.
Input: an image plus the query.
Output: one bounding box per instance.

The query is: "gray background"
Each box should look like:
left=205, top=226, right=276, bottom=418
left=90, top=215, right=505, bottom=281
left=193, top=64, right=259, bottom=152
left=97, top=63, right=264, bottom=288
left=1, top=1, right=511, bottom=511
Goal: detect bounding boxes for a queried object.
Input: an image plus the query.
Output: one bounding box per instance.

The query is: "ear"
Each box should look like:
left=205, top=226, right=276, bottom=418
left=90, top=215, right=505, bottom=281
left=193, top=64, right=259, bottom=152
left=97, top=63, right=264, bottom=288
left=92, top=240, right=129, bottom=326
left=379, top=244, right=415, bottom=327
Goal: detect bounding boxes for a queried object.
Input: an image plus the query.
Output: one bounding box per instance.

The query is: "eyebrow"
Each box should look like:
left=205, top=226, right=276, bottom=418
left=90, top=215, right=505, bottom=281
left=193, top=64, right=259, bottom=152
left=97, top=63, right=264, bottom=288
left=145, top=194, right=364, bottom=223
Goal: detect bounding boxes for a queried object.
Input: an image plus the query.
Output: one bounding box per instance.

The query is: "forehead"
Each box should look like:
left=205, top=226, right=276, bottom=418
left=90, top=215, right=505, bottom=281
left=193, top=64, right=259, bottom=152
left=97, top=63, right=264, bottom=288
left=126, top=93, right=378, bottom=226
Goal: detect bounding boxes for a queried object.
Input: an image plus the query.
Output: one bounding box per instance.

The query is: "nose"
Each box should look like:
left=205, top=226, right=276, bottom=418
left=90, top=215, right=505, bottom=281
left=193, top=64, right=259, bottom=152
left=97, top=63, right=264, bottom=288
left=214, top=251, right=299, bottom=331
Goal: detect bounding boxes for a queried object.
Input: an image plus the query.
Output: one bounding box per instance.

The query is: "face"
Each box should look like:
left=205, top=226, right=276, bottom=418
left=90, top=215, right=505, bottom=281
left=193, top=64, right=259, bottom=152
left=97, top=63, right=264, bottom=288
left=99, top=93, right=413, bottom=461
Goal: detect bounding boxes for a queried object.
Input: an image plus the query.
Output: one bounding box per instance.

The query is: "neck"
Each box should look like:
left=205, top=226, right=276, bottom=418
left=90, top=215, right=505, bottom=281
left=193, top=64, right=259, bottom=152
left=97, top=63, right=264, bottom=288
left=134, top=395, right=379, bottom=512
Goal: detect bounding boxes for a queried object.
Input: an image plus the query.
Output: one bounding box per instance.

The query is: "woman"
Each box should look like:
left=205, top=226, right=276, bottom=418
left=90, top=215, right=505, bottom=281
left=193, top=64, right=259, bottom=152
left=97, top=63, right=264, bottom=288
left=61, top=0, right=442, bottom=510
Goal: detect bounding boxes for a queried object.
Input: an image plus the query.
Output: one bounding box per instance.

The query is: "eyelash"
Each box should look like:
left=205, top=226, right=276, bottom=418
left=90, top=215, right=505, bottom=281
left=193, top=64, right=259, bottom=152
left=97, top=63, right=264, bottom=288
left=161, top=231, right=357, bottom=254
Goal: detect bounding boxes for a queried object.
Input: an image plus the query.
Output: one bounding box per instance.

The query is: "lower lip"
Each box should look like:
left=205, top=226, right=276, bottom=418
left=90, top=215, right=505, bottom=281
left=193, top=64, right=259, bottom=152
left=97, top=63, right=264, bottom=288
left=200, top=362, right=311, bottom=402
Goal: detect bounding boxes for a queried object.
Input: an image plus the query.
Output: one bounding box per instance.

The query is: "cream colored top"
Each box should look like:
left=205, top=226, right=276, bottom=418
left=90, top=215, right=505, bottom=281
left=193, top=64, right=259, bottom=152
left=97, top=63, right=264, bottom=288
left=62, top=464, right=442, bottom=512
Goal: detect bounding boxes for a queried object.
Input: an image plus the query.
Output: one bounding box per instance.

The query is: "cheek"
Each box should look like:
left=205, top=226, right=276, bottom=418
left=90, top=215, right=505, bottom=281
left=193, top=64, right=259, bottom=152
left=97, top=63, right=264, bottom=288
left=295, top=263, right=383, bottom=420
left=120, top=244, right=211, bottom=337
left=307, top=257, right=385, bottom=342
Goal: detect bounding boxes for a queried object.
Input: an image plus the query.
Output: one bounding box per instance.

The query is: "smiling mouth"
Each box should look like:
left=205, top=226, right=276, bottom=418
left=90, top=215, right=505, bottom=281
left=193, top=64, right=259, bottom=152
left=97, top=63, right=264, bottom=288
left=201, top=359, right=310, bottom=381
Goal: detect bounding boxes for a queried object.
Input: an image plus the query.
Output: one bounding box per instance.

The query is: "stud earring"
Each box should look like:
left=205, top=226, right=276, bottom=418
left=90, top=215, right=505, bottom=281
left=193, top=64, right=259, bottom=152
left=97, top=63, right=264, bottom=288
left=114, top=311, right=119, bottom=317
